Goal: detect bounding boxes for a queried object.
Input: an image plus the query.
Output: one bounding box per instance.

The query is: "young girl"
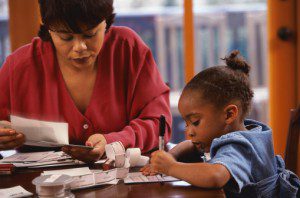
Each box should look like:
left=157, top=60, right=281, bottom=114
left=141, top=51, right=300, bottom=197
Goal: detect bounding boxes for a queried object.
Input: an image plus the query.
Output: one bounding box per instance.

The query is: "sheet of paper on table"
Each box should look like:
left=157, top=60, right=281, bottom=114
left=124, top=172, right=179, bottom=184
left=0, top=186, right=33, bottom=198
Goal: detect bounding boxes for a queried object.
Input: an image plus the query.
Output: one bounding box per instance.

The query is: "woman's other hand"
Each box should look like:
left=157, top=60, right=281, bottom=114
left=0, top=121, right=25, bottom=150
left=62, top=134, right=107, bottom=163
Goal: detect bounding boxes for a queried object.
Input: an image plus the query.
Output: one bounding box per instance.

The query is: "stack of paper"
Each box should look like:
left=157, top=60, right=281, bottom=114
left=41, top=167, right=119, bottom=190
left=0, top=151, right=82, bottom=168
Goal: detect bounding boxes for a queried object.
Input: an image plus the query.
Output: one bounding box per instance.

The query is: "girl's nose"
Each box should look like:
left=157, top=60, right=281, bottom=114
left=186, top=127, right=195, bottom=138
left=189, top=132, right=196, bottom=138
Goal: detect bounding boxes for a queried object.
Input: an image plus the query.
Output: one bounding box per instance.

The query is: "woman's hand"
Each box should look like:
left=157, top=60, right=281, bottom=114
left=0, top=121, right=25, bottom=150
left=62, top=134, right=107, bottom=163
left=150, top=150, right=177, bottom=175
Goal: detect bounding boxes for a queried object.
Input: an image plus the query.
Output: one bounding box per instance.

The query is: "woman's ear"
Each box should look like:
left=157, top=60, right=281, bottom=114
left=223, top=104, right=238, bottom=124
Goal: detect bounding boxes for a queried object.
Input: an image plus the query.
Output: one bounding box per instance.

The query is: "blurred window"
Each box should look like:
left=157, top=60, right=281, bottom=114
left=115, top=0, right=268, bottom=143
left=0, top=0, right=9, bottom=66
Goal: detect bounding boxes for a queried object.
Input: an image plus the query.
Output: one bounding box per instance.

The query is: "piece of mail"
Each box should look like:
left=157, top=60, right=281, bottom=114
left=11, top=115, right=69, bottom=146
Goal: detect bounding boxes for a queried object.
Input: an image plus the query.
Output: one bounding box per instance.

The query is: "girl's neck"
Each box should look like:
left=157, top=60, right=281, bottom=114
left=224, top=120, right=247, bottom=134
left=205, top=121, right=247, bottom=152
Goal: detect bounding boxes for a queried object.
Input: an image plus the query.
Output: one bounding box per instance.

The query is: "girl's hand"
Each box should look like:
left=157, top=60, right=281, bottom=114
left=0, top=121, right=25, bottom=150
left=62, top=134, right=107, bottom=163
left=150, top=150, right=177, bottom=175
left=140, top=164, right=158, bottom=176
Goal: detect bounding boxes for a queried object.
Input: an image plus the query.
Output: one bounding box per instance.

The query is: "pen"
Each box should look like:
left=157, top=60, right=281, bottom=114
left=159, top=115, right=166, bottom=151
left=158, top=115, right=166, bottom=182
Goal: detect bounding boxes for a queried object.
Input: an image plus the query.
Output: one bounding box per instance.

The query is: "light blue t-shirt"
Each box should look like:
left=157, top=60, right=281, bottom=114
left=208, top=119, right=300, bottom=198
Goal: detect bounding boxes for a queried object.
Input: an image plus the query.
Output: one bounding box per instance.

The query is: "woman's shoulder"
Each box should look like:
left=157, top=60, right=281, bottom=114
left=106, top=26, right=148, bottom=49
left=108, top=26, right=139, bottom=39
left=6, top=37, right=52, bottom=69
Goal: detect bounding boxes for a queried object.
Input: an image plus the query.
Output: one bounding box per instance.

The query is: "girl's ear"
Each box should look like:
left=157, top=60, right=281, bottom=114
left=223, top=104, right=238, bottom=124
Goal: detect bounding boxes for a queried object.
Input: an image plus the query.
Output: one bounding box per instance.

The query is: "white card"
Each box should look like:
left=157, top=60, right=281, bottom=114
left=11, top=115, right=69, bottom=145
left=0, top=186, right=33, bottom=198
left=42, top=167, right=92, bottom=177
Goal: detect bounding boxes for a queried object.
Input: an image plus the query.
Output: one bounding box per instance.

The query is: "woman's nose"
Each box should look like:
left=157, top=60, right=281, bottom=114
left=73, top=39, right=87, bottom=53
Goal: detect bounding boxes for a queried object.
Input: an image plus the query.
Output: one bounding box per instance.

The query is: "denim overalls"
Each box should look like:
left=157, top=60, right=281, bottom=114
left=208, top=119, right=300, bottom=197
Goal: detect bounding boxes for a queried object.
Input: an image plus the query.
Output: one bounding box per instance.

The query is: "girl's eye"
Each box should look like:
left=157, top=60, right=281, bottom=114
left=192, top=120, right=200, bottom=126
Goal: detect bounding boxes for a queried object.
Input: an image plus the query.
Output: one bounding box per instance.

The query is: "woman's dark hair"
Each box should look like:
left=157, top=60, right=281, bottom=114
left=38, top=0, right=115, bottom=41
left=183, top=50, right=254, bottom=119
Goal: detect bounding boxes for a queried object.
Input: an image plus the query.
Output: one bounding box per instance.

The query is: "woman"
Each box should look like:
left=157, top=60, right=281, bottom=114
left=0, top=0, right=171, bottom=163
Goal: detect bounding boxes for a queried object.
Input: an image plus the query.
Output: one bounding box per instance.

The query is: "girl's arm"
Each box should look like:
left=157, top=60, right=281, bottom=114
left=169, top=140, right=204, bottom=162
left=151, top=150, right=231, bottom=188
left=169, top=162, right=231, bottom=188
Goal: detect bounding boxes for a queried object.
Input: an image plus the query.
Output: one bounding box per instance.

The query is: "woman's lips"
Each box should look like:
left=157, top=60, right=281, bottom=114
left=73, top=56, right=91, bottom=64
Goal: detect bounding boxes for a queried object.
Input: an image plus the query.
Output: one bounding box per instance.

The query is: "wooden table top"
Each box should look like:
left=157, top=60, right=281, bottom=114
left=0, top=166, right=225, bottom=198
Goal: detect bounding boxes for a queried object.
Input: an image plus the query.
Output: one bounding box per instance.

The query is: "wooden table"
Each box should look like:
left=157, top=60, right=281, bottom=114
left=0, top=166, right=225, bottom=197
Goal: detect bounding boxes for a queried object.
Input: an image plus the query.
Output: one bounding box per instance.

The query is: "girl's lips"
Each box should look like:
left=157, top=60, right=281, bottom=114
left=192, top=141, right=205, bottom=150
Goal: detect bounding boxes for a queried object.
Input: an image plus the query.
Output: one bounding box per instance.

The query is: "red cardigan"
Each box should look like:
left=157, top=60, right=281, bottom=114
left=0, top=26, right=171, bottom=153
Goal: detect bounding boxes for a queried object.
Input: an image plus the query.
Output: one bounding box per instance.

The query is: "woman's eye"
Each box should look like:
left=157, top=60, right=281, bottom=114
left=83, top=33, right=96, bottom=39
left=60, top=36, right=73, bottom=41
left=192, top=120, right=200, bottom=126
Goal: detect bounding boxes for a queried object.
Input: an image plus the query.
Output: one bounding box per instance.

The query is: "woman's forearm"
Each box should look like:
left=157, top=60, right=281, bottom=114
left=169, top=140, right=203, bottom=162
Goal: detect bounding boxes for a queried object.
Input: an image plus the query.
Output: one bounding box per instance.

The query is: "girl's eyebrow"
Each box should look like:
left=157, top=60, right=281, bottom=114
left=185, top=113, right=201, bottom=120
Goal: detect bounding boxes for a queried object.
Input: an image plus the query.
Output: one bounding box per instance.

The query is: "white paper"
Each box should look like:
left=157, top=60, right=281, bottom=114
left=42, top=168, right=118, bottom=190
left=124, top=172, right=179, bottom=184
left=32, top=160, right=85, bottom=168
left=0, top=186, right=33, bottom=198
left=0, top=151, right=54, bottom=163
left=11, top=115, right=69, bottom=146
left=42, top=167, right=92, bottom=177
left=0, top=151, right=80, bottom=168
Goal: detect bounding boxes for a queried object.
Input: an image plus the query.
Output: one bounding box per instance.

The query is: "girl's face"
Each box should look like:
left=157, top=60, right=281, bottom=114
left=49, top=21, right=107, bottom=70
left=178, top=90, right=227, bottom=151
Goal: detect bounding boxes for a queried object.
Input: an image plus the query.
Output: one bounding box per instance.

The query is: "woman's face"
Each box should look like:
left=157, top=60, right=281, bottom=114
left=178, top=90, right=227, bottom=152
left=49, top=21, right=106, bottom=70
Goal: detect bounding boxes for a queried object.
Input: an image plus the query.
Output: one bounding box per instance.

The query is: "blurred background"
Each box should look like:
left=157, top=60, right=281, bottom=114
left=0, top=0, right=268, bottom=143
left=1, top=0, right=299, bottom=158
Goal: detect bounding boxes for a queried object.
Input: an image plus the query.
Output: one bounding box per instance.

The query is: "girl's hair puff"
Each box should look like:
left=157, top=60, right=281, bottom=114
left=183, top=50, right=254, bottom=120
